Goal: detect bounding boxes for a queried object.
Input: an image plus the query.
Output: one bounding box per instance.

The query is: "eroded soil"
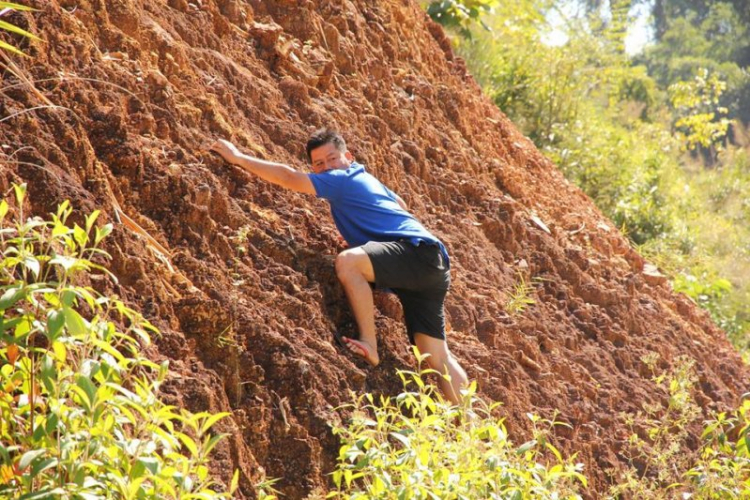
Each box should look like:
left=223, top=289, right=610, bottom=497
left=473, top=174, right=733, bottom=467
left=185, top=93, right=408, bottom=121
left=1, top=0, right=748, bottom=497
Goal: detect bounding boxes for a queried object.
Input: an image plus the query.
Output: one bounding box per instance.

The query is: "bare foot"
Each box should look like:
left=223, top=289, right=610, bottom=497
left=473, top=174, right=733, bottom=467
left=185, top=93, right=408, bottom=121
left=342, top=337, right=380, bottom=367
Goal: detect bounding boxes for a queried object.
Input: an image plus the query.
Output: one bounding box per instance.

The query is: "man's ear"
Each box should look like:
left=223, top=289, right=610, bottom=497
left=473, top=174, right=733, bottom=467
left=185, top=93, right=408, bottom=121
left=345, top=151, right=354, bottom=161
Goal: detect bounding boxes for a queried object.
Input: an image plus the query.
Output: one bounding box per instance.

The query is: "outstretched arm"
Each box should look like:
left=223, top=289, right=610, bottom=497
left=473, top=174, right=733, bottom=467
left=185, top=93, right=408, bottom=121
left=210, top=139, right=316, bottom=195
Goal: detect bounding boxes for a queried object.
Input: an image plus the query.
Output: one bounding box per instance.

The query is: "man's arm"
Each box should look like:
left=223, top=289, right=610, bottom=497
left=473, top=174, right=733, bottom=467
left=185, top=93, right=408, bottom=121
left=210, top=139, right=316, bottom=195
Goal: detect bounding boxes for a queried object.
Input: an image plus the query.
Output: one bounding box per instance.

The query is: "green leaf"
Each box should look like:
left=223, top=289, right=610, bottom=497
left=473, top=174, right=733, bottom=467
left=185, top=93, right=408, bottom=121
left=22, top=256, right=40, bottom=279
left=390, top=432, right=411, bottom=448
left=137, top=457, right=160, bottom=475
left=202, top=433, right=228, bottom=457
left=13, top=183, right=26, bottom=206
left=39, top=353, right=56, bottom=393
left=76, top=376, right=97, bottom=407
left=69, top=385, right=92, bottom=413
left=30, top=458, right=58, bottom=478
left=85, top=210, right=101, bottom=233
left=196, top=464, right=208, bottom=482
left=92, top=339, right=127, bottom=363
left=0, top=287, right=25, bottom=310
left=73, top=224, right=88, bottom=248
left=19, top=449, right=46, bottom=470
left=516, top=440, right=537, bottom=455
left=175, top=432, right=199, bottom=457
left=199, top=412, right=230, bottom=436
left=230, top=469, right=240, bottom=494
left=545, top=441, right=563, bottom=462
left=50, top=255, right=78, bottom=272
left=0, top=200, right=7, bottom=220
left=0, top=316, right=22, bottom=338
left=0, top=2, right=38, bottom=12
left=13, top=315, right=31, bottom=339
left=52, top=220, right=70, bottom=238
left=95, top=223, right=113, bottom=245
left=19, top=490, right=61, bottom=500
left=45, top=413, right=59, bottom=434
left=46, top=309, right=65, bottom=340
left=62, top=305, right=87, bottom=337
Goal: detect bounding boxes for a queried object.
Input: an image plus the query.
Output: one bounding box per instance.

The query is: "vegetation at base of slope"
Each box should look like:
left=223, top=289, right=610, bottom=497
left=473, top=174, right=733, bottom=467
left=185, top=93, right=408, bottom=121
left=609, top=354, right=750, bottom=499
left=433, top=0, right=750, bottom=351
left=0, top=185, right=247, bottom=498
left=328, top=350, right=586, bottom=499
left=329, top=352, right=750, bottom=499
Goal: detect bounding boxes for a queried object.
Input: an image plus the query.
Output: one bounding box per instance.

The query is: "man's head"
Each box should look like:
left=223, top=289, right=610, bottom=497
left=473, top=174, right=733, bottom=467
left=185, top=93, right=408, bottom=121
left=306, top=128, right=353, bottom=174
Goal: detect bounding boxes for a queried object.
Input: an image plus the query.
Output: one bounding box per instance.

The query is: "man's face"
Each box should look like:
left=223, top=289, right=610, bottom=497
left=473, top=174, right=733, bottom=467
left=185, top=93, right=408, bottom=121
left=310, top=142, right=353, bottom=174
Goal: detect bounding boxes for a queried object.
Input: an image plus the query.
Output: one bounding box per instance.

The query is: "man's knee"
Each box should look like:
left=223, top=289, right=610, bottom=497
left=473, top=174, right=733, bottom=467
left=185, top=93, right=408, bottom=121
left=335, top=249, right=360, bottom=280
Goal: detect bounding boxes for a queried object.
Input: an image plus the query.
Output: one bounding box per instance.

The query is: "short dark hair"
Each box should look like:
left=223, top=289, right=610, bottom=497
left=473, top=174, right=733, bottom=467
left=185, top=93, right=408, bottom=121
left=306, top=128, right=347, bottom=161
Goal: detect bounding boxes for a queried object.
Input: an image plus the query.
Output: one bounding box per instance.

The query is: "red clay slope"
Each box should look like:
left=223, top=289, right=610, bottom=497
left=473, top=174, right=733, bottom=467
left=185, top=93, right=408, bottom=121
left=1, top=0, right=748, bottom=497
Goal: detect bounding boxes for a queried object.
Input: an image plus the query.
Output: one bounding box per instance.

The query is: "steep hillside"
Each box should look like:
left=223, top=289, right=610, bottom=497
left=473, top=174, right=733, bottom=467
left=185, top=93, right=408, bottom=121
left=2, top=0, right=749, bottom=496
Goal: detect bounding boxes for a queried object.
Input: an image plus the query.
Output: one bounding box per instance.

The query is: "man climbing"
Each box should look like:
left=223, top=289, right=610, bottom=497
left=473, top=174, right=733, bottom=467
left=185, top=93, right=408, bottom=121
left=210, top=129, right=469, bottom=404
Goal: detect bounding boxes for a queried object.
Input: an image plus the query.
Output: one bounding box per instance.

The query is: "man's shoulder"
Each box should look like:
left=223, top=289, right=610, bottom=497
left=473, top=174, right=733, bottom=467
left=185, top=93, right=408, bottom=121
left=312, top=163, right=365, bottom=178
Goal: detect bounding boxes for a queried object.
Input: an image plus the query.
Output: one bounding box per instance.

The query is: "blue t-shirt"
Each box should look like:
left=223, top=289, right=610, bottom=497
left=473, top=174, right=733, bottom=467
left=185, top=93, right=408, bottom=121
left=308, top=162, right=449, bottom=263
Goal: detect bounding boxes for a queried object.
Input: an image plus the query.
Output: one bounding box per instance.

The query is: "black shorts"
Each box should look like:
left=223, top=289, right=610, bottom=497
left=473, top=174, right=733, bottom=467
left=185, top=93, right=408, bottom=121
left=361, top=240, right=450, bottom=344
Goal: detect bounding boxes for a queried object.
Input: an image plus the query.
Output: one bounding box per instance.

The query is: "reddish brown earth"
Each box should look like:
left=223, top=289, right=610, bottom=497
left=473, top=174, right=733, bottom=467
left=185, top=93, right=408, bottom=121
left=1, top=0, right=749, bottom=497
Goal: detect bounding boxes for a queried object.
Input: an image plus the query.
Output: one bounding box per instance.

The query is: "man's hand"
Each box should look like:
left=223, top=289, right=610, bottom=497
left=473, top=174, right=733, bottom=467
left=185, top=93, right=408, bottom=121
left=210, top=139, right=244, bottom=165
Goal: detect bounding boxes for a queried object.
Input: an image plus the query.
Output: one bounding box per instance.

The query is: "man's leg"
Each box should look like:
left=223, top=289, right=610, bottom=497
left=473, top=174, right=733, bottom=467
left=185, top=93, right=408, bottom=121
left=414, top=333, right=469, bottom=405
left=335, top=248, right=380, bottom=366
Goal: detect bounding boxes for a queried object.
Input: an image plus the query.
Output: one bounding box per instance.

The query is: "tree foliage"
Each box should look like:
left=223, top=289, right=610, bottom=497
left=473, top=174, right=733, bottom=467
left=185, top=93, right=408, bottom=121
left=640, top=0, right=750, bottom=123
left=426, top=0, right=500, bottom=38
left=454, top=0, right=750, bottom=346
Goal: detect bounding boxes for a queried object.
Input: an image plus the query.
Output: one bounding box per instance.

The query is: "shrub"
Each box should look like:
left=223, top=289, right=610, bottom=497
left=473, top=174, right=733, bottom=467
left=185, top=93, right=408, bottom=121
left=0, top=185, right=237, bottom=498
left=610, top=354, right=750, bottom=498
left=328, top=350, right=586, bottom=499
left=685, top=399, right=750, bottom=497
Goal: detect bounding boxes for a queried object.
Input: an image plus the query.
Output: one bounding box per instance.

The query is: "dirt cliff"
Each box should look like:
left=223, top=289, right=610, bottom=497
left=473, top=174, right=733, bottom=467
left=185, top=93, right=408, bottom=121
left=2, top=0, right=749, bottom=497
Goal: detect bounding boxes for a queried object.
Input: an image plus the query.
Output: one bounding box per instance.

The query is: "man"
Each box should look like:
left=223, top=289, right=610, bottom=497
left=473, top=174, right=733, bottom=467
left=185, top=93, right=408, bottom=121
left=210, top=129, right=468, bottom=403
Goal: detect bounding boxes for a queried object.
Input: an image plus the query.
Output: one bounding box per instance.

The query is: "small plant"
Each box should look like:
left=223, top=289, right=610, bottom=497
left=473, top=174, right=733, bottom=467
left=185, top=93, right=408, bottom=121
left=231, top=224, right=253, bottom=255
left=256, top=476, right=281, bottom=499
left=0, top=185, right=237, bottom=498
left=505, top=273, right=537, bottom=315
left=216, top=322, right=242, bottom=351
left=328, top=349, right=586, bottom=499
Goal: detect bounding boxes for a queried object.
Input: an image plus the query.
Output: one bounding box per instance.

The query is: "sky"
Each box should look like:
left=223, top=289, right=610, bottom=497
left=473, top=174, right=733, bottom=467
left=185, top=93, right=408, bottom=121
left=543, top=0, right=655, bottom=55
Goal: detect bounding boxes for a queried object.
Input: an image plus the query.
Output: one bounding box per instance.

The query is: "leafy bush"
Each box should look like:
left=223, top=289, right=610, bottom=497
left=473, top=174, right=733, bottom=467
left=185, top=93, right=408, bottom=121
left=610, top=354, right=750, bottom=498
left=328, top=350, right=586, bottom=499
left=610, top=355, right=701, bottom=498
left=0, top=185, right=237, bottom=498
left=685, top=399, right=750, bottom=497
